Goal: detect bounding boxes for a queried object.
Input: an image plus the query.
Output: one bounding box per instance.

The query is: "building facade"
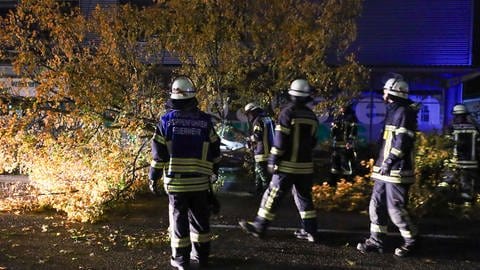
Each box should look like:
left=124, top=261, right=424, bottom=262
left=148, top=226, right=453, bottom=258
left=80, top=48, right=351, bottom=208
left=350, top=0, right=480, bottom=142
left=1, top=0, right=479, bottom=143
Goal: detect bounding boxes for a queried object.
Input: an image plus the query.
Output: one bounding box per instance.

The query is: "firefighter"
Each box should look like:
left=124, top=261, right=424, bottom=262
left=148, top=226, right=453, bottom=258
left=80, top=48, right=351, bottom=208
left=244, top=102, right=275, bottom=194
left=238, top=78, right=319, bottom=243
left=437, top=103, right=479, bottom=205
left=357, top=76, right=420, bottom=257
left=148, top=76, right=221, bottom=270
left=330, top=104, right=358, bottom=184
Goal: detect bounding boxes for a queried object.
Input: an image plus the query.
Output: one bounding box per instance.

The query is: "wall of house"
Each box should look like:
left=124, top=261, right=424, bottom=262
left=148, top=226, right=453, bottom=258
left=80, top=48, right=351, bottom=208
left=349, top=0, right=476, bottom=142
left=355, top=0, right=473, bottom=66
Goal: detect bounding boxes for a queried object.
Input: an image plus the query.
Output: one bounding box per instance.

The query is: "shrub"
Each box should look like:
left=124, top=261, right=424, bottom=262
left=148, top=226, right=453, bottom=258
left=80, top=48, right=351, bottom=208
left=409, top=132, right=480, bottom=219
left=312, top=133, right=480, bottom=220
left=312, top=159, right=374, bottom=212
left=0, top=113, right=151, bottom=222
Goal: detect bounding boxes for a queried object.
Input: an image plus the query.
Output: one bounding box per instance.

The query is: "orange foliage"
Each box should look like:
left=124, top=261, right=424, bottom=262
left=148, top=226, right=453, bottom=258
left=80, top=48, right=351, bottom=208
left=0, top=0, right=367, bottom=222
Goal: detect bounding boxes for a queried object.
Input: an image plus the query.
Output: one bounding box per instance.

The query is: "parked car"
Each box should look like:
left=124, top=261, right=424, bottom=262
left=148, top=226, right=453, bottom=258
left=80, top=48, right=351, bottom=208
left=216, top=121, right=249, bottom=168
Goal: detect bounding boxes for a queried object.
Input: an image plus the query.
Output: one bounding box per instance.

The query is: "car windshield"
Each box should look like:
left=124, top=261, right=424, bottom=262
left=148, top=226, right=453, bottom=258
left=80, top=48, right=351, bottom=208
left=216, top=121, right=248, bottom=151
left=218, top=123, right=246, bottom=141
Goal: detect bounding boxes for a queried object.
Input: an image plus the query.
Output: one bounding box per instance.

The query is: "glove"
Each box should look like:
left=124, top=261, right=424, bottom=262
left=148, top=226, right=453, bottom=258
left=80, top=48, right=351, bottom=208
left=379, top=158, right=393, bottom=175
left=148, top=179, right=161, bottom=196
left=267, top=164, right=278, bottom=174
left=210, top=174, right=218, bottom=184
left=208, top=191, right=221, bottom=215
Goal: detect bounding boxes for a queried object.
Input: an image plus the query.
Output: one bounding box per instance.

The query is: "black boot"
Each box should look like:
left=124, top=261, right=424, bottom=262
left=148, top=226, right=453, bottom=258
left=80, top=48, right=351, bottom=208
left=357, top=238, right=384, bottom=254
left=238, top=220, right=265, bottom=239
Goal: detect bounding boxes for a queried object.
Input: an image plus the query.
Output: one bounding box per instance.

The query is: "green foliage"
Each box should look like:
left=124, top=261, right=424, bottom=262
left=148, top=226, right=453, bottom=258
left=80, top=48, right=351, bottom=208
left=410, top=133, right=480, bottom=219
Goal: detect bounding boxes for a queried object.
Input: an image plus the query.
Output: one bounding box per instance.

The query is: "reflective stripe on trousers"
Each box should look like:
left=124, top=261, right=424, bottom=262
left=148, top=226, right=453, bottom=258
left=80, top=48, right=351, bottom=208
left=255, top=172, right=317, bottom=235
left=168, top=191, right=211, bottom=266
left=368, top=180, right=417, bottom=245
left=254, top=161, right=271, bottom=192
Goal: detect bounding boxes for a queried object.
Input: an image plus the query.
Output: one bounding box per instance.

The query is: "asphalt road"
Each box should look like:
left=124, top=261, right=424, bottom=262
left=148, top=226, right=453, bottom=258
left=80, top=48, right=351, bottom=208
left=212, top=192, right=480, bottom=270
left=0, top=193, right=480, bottom=270
left=1, top=191, right=479, bottom=269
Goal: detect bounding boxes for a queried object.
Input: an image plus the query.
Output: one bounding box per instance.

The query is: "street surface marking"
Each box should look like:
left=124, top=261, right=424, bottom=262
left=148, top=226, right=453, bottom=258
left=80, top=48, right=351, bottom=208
left=211, top=224, right=468, bottom=240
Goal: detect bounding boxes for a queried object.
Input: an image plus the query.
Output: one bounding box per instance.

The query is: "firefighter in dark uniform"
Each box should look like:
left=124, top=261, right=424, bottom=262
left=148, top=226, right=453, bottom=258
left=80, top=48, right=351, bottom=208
left=330, top=104, right=358, bottom=184
left=357, top=76, right=420, bottom=257
left=437, top=103, right=479, bottom=205
left=149, top=76, right=221, bottom=270
left=244, top=102, right=275, bottom=194
left=239, top=79, right=319, bottom=242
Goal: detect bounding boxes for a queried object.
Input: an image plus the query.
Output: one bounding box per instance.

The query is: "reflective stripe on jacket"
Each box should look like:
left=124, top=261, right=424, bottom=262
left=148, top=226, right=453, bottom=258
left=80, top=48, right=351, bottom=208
left=270, top=102, right=318, bottom=174
left=449, top=122, right=479, bottom=169
left=252, top=114, right=275, bottom=162
left=150, top=107, right=221, bottom=192
left=371, top=101, right=419, bottom=184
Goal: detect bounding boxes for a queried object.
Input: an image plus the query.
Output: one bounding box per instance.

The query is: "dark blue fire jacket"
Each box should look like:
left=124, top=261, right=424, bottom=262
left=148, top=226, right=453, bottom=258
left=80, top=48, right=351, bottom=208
left=372, top=101, right=419, bottom=184
left=269, top=102, right=318, bottom=174
left=250, top=113, right=275, bottom=162
left=447, top=119, right=480, bottom=169
left=149, top=106, right=221, bottom=193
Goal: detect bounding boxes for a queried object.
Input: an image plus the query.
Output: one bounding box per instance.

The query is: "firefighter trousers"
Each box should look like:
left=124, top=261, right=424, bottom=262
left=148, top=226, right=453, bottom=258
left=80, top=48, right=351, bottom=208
left=168, top=191, right=211, bottom=267
left=254, top=172, right=317, bottom=235
left=368, top=180, right=417, bottom=246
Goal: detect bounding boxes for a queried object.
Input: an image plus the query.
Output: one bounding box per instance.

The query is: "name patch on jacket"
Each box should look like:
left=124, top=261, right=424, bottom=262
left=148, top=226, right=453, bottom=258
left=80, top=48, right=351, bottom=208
left=168, top=118, right=208, bottom=128
left=173, top=127, right=202, bottom=136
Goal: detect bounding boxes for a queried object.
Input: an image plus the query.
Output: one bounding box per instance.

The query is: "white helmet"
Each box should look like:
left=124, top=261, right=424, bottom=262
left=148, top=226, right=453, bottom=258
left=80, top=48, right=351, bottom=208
left=452, top=104, right=468, bottom=115
left=383, top=78, right=409, bottom=99
left=244, top=102, right=260, bottom=113
left=170, top=76, right=196, bottom=100
left=288, top=79, right=312, bottom=97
